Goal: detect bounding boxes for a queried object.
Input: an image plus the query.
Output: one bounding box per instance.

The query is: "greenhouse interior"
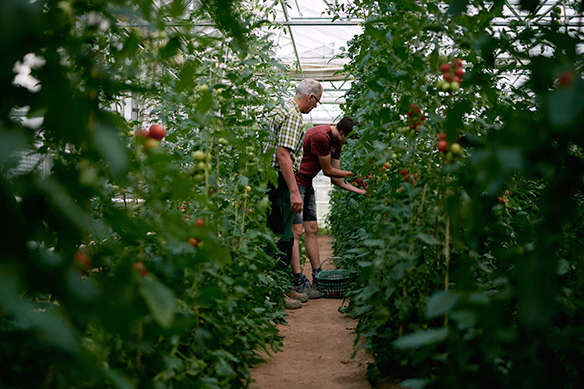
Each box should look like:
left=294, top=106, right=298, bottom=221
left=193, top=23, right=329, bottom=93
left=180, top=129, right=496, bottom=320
left=2, top=0, right=584, bottom=388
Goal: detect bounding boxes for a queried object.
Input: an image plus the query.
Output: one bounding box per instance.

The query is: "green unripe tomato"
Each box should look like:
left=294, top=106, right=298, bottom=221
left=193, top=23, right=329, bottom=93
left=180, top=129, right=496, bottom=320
left=438, top=55, right=448, bottom=64
left=440, top=80, right=451, bottom=91
left=193, top=174, right=205, bottom=183
left=450, top=81, right=460, bottom=91
left=450, top=143, right=462, bottom=155
left=446, top=151, right=454, bottom=162
left=127, top=130, right=135, bottom=137
left=196, top=161, right=208, bottom=171
left=218, top=137, right=228, bottom=146
left=192, top=150, right=206, bottom=162
left=198, top=84, right=209, bottom=93
left=79, top=167, right=97, bottom=186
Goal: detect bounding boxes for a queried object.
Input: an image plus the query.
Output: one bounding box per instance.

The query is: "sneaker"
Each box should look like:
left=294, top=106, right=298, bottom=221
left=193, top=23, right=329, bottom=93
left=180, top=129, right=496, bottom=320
left=285, top=295, right=302, bottom=309
left=293, top=275, right=322, bottom=299
left=286, top=290, right=309, bottom=303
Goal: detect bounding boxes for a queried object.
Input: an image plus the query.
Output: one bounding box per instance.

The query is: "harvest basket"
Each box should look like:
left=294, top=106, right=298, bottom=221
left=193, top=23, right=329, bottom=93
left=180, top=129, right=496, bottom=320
left=314, top=257, right=352, bottom=298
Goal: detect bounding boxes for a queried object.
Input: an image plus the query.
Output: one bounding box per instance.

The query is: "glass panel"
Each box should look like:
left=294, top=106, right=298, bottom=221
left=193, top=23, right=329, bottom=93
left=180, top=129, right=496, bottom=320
left=316, top=203, right=330, bottom=221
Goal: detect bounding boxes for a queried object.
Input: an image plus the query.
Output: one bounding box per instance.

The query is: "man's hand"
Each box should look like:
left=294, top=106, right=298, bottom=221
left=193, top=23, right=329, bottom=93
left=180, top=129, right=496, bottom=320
left=290, top=191, right=303, bottom=213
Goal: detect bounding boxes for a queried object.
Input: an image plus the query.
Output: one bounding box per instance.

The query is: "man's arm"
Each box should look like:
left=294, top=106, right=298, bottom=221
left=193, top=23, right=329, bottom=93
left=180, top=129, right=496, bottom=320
left=329, top=158, right=367, bottom=195
left=318, top=154, right=353, bottom=179
left=276, top=146, right=303, bottom=213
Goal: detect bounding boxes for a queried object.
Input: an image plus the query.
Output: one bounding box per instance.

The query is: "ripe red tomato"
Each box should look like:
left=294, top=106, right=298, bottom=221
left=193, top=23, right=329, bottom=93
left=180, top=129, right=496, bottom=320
left=438, top=132, right=446, bottom=140
left=454, top=67, right=465, bottom=78
left=440, top=63, right=451, bottom=73
left=132, top=262, right=147, bottom=277
left=148, top=124, right=166, bottom=140
left=137, top=129, right=149, bottom=138
left=452, top=76, right=461, bottom=84
left=452, top=58, right=463, bottom=68
left=188, top=237, right=199, bottom=247
left=443, top=73, right=452, bottom=82
left=558, top=71, right=574, bottom=87
left=401, top=169, right=408, bottom=176
left=195, top=217, right=205, bottom=227
left=438, top=140, right=448, bottom=153
left=75, top=252, right=91, bottom=267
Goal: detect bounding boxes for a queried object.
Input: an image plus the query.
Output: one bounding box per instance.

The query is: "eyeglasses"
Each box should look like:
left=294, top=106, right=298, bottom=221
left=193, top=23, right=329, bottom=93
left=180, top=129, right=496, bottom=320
left=311, top=94, right=321, bottom=105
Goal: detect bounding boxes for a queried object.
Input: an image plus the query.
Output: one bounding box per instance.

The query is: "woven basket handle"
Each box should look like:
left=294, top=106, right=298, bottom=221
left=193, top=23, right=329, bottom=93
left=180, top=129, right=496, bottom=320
left=320, top=256, right=344, bottom=267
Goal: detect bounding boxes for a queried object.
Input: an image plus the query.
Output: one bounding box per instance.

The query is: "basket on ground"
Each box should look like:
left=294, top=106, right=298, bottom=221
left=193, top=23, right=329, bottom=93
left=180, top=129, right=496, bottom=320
left=314, top=257, right=352, bottom=298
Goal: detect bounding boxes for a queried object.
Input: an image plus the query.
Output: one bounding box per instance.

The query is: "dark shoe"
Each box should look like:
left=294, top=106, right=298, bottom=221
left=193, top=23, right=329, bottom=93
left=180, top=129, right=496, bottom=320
left=293, top=275, right=322, bottom=299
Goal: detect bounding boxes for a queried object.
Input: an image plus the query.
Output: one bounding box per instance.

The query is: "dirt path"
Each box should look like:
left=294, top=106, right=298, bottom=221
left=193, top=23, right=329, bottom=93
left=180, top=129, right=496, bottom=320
left=250, top=235, right=400, bottom=389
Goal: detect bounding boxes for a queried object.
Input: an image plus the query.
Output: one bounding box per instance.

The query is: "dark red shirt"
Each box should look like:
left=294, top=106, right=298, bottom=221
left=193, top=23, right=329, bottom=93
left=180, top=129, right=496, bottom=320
left=295, top=125, right=342, bottom=187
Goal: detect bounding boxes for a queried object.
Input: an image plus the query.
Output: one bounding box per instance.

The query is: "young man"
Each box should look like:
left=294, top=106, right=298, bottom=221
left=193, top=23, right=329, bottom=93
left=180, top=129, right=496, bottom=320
left=291, top=118, right=367, bottom=296
left=263, top=78, right=323, bottom=309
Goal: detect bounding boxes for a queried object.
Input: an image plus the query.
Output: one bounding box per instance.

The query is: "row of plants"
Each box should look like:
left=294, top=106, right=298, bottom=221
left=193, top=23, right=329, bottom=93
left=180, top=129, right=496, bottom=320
left=1, top=0, right=295, bottom=387
left=327, top=0, right=584, bottom=388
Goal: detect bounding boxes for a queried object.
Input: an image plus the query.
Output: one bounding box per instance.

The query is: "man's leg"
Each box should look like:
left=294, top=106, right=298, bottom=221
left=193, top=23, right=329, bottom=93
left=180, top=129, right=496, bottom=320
left=291, top=223, right=304, bottom=274
left=303, top=220, right=320, bottom=271
left=291, top=185, right=321, bottom=299
left=265, top=174, right=304, bottom=308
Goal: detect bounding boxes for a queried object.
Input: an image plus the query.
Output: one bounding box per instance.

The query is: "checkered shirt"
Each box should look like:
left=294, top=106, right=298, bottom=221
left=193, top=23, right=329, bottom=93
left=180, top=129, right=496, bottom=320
left=263, top=99, right=305, bottom=172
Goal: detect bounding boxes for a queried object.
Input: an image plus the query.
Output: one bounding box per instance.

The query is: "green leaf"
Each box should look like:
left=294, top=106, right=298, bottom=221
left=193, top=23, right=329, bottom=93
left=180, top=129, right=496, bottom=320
left=448, top=0, right=470, bottom=16
left=196, top=93, right=214, bottom=114
left=140, top=276, right=176, bottom=328
left=557, top=259, right=570, bottom=276
left=102, top=369, right=134, bottom=389
left=93, top=125, right=128, bottom=179
left=394, top=327, right=449, bottom=349
left=170, top=0, right=184, bottom=17
left=363, top=239, right=385, bottom=247
left=177, top=62, right=196, bottom=92
left=416, top=233, right=441, bottom=245
left=426, top=291, right=461, bottom=318
left=548, top=81, right=584, bottom=127
left=159, top=37, right=181, bottom=60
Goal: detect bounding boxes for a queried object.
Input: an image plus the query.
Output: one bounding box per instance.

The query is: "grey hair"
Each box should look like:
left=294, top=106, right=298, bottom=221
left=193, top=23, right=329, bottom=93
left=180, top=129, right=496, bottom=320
left=296, top=79, right=323, bottom=98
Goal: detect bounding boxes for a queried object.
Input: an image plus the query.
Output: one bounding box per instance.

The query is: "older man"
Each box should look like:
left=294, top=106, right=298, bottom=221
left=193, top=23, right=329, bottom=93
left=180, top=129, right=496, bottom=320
left=263, top=78, right=323, bottom=309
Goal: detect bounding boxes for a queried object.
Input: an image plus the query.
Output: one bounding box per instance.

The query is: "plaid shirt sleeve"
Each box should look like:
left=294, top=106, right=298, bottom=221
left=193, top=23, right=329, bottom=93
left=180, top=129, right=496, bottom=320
left=263, top=99, right=305, bottom=172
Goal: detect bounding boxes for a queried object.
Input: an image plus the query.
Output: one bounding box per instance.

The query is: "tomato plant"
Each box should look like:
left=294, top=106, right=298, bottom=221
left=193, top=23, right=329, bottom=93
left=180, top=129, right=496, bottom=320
left=0, top=0, right=292, bottom=387
left=327, top=0, right=584, bottom=387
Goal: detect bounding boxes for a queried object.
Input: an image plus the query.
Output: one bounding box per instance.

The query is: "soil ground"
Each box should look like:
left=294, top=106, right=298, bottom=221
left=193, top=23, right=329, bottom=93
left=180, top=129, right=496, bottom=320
left=250, top=235, right=402, bottom=389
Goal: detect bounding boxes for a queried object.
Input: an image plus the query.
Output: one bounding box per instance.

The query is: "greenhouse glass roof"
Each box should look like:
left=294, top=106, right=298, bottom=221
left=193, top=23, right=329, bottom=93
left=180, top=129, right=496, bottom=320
left=268, top=0, right=364, bottom=124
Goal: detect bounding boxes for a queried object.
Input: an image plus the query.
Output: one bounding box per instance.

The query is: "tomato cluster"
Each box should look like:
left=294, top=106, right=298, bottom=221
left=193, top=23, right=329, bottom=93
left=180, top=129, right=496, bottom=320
left=406, top=104, right=426, bottom=131
left=136, top=124, right=167, bottom=151
left=436, top=57, right=465, bottom=92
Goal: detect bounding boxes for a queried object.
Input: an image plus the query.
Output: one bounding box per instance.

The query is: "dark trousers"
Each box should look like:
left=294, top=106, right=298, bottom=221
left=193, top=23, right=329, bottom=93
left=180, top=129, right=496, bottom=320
left=266, top=172, right=295, bottom=267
